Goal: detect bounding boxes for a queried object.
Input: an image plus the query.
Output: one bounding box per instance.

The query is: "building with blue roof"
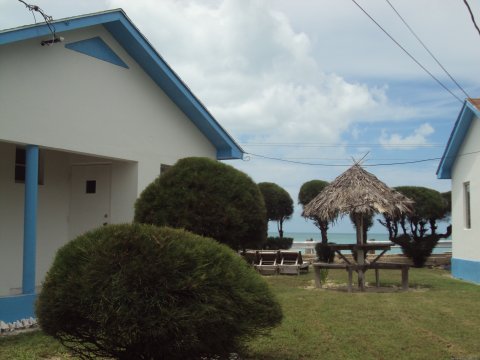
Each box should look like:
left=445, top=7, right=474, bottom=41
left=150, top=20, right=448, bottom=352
left=437, top=98, right=480, bottom=284
left=0, top=9, right=243, bottom=323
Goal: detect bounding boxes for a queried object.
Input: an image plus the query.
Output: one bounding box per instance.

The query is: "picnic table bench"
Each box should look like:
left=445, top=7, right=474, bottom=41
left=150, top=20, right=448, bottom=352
left=313, top=261, right=410, bottom=291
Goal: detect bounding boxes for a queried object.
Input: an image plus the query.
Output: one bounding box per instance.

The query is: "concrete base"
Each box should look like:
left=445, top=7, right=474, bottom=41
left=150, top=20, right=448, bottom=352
left=452, top=258, right=480, bottom=284
left=0, top=294, right=36, bottom=323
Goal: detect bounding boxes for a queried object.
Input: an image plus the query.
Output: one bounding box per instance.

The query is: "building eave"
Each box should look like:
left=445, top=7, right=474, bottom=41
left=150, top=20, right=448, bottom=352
left=436, top=100, right=480, bottom=179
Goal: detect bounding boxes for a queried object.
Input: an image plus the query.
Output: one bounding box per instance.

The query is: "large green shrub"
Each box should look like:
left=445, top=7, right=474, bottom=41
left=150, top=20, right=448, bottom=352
left=36, top=224, right=282, bottom=360
left=392, top=234, right=441, bottom=267
left=135, top=157, right=267, bottom=251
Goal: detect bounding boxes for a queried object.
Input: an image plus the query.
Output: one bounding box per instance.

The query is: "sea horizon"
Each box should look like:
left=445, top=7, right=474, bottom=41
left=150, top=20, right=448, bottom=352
left=268, top=231, right=451, bottom=254
left=268, top=231, right=391, bottom=243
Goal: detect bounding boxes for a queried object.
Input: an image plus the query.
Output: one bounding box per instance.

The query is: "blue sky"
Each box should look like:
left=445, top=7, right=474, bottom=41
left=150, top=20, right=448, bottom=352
left=1, top=0, right=478, bottom=234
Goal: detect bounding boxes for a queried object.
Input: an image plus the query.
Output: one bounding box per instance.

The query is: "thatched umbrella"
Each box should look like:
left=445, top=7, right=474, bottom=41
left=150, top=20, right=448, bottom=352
left=303, top=164, right=413, bottom=290
left=303, top=164, right=413, bottom=244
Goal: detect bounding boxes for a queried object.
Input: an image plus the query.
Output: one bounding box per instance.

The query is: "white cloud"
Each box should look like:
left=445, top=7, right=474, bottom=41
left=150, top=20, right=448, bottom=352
left=379, top=123, right=435, bottom=149
left=108, top=0, right=424, bottom=147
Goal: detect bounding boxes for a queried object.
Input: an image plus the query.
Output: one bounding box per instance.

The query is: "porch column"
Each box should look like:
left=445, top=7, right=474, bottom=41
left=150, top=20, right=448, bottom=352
left=22, top=145, right=39, bottom=294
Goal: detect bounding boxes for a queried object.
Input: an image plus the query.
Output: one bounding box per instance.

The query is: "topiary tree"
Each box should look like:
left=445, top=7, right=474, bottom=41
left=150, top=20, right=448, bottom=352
left=258, top=182, right=293, bottom=239
left=299, top=180, right=333, bottom=262
left=379, top=186, right=451, bottom=267
left=36, top=224, right=282, bottom=360
left=298, top=180, right=330, bottom=243
left=134, top=157, right=267, bottom=251
left=263, top=236, right=294, bottom=250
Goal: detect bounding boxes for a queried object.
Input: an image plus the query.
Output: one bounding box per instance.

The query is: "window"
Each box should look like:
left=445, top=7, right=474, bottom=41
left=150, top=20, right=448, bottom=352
left=15, top=147, right=44, bottom=185
left=464, top=182, right=471, bottom=229
left=86, top=180, right=97, bottom=194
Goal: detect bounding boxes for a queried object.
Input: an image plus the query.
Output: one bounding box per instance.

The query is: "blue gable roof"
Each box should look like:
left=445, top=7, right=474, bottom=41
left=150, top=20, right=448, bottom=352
left=437, top=99, right=480, bottom=179
left=0, top=9, right=243, bottom=160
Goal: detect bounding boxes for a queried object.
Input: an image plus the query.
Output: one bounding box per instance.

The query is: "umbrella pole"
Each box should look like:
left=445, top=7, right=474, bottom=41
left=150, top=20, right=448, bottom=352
left=356, top=214, right=365, bottom=291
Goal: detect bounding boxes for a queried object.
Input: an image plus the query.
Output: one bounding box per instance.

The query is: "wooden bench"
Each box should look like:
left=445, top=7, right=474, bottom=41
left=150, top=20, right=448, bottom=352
left=369, top=262, right=410, bottom=290
left=254, top=251, right=280, bottom=275
left=313, top=262, right=410, bottom=291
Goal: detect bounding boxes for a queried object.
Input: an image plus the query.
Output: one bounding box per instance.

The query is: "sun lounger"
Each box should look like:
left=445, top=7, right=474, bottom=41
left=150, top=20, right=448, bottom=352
left=278, top=251, right=309, bottom=275
left=255, top=251, right=280, bottom=275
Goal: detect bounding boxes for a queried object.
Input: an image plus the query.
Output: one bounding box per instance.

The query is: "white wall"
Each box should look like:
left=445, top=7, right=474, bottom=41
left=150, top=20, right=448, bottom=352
left=451, top=116, right=480, bottom=261
left=0, top=143, right=138, bottom=295
left=110, top=161, right=138, bottom=224
left=0, top=143, right=70, bottom=296
left=0, top=24, right=216, bottom=194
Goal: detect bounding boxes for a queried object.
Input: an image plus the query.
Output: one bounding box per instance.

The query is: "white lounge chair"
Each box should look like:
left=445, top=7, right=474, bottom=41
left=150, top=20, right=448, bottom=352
left=278, top=251, right=309, bottom=275
left=255, top=251, right=280, bottom=275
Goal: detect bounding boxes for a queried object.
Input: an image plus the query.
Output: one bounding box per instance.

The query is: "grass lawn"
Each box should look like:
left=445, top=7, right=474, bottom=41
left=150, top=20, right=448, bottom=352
left=1, top=268, right=479, bottom=360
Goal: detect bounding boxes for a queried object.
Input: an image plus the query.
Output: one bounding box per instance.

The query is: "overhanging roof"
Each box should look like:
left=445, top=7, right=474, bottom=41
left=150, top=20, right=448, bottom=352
left=436, top=99, right=480, bottom=179
left=0, top=9, right=243, bottom=160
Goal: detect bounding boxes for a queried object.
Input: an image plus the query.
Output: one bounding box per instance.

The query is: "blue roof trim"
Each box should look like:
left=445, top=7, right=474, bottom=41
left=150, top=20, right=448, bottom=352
left=437, top=100, right=480, bottom=179
left=65, top=36, right=129, bottom=68
left=0, top=10, right=243, bottom=160
left=0, top=12, right=122, bottom=45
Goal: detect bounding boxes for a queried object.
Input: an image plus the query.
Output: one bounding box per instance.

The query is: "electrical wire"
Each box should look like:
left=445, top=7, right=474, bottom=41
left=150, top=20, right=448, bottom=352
left=17, top=0, right=56, bottom=41
left=244, top=148, right=480, bottom=167
left=350, top=0, right=463, bottom=104
left=463, top=0, right=480, bottom=38
left=240, top=142, right=444, bottom=148
left=246, top=152, right=441, bottom=167
left=385, top=0, right=470, bottom=99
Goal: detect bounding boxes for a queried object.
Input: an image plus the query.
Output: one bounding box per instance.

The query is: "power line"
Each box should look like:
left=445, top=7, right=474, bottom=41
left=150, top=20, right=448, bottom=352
left=246, top=152, right=441, bottom=167
left=463, top=0, right=480, bottom=38
left=385, top=0, right=470, bottom=99
left=244, top=148, right=480, bottom=167
left=274, top=156, right=442, bottom=161
left=240, top=142, right=444, bottom=148
left=350, top=0, right=463, bottom=104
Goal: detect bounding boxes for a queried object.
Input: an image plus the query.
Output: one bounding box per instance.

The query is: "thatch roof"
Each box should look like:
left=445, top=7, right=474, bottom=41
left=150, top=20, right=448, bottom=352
left=302, top=164, right=414, bottom=222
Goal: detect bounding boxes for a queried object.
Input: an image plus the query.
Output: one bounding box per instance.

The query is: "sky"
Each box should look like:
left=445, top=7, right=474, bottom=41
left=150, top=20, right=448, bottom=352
left=1, top=0, right=479, bottom=235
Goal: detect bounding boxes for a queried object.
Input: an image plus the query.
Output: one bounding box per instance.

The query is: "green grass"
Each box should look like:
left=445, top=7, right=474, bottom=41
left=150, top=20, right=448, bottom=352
left=0, top=330, right=71, bottom=359
left=245, top=268, right=480, bottom=360
left=1, top=268, right=479, bottom=360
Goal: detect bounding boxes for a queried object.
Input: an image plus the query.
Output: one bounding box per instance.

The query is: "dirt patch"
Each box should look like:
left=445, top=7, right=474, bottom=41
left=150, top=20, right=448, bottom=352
left=303, top=279, right=429, bottom=293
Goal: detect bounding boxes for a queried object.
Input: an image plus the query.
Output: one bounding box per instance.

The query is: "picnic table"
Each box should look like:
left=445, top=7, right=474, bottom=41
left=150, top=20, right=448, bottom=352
left=313, top=243, right=409, bottom=291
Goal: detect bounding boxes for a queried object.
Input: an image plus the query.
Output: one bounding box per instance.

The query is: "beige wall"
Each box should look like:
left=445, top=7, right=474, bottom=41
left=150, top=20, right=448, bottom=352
left=451, top=116, right=480, bottom=261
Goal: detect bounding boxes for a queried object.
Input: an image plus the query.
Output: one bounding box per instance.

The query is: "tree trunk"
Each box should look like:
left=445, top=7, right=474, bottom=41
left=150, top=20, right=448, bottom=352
left=278, top=219, right=284, bottom=239
left=320, top=221, right=328, bottom=244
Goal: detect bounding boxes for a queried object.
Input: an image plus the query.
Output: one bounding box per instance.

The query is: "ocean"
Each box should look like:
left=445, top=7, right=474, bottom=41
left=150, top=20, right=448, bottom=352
left=280, top=232, right=391, bottom=243
left=269, top=232, right=452, bottom=255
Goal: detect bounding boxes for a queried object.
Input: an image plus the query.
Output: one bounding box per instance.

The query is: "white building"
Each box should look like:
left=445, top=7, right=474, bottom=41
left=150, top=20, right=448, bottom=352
left=437, top=98, right=480, bottom=284
left=0, top=9, right=243, bottom=322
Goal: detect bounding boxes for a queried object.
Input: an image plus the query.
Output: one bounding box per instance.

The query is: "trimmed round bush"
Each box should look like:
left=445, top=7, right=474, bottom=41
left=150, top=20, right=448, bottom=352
left=36, top=224, right=282, bottom=360
left=134, top=157, right=267, bottom=251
